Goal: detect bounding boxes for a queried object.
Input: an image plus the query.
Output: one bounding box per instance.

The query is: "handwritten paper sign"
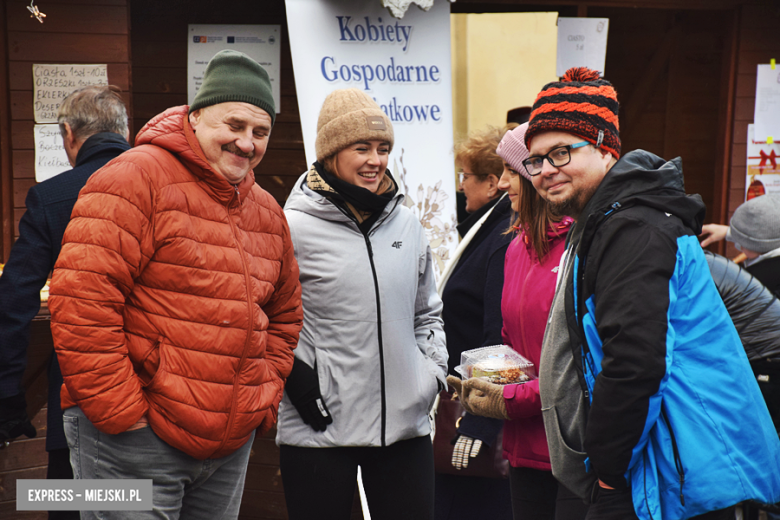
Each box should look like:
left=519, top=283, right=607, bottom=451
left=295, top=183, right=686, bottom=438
left=34, top=124, right=71, bottom=182
left=556, top=18, right=609, bottom=77
left=33, top=64, right=108, bottom=123
left=187, top=25, right=281, bottom=113
left=754, top=64, right=780, bottom=143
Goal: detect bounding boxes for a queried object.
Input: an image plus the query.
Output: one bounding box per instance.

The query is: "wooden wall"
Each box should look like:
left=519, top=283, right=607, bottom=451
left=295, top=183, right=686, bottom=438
left=592, top=6, right=731, bottom=228
left=1, top=0, right=132, bottom=261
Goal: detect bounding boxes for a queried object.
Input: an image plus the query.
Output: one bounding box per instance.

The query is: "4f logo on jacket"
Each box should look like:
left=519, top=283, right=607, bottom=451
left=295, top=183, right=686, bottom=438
left=391, top=241, right=402, bottom=249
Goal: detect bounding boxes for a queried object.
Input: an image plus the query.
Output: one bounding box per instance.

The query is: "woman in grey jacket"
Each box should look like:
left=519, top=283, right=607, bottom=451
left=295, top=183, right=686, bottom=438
left=276, top=88, right=448, bottom=520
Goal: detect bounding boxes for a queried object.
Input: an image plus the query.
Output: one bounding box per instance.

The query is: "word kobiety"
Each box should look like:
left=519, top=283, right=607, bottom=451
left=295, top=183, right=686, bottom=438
left=320, top=56, right=441, bottom=92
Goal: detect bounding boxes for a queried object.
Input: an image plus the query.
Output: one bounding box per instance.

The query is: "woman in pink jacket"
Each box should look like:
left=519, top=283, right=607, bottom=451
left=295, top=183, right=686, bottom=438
left=448, top=123, right=586, bottom=520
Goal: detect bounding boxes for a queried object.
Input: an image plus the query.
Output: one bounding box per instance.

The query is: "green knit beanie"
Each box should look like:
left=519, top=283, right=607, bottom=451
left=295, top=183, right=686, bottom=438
left=189, top=49, right=275, bottom=125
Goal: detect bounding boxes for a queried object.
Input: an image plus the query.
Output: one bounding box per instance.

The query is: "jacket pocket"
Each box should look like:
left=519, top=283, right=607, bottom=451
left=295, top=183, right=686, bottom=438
left=139, top=337, right=167, bottom=389
left=541, top=405, right=596, bottom=500
left=416, top=348, right=440, bottom=414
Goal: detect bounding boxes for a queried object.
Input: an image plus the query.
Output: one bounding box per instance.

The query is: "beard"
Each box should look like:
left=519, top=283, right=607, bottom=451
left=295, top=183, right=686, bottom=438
left=548, top=191, right=584, bottom=220
left=547, top=184, right=597, bottom=220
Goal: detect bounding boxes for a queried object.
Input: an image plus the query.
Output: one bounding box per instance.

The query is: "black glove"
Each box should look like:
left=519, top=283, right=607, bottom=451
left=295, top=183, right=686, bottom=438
left=0, top=393, right=37, bottom=445
left=285, top=358, right=332, bottom=432
left=457, top=412, right=503, bottom=447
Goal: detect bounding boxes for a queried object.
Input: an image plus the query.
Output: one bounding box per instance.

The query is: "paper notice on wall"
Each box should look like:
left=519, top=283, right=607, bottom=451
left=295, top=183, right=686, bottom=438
left=754, top=64, right=780, bottom=143
left=33, top=64, right=108, bottom=123
left=746, top=124, right=780, bottom=200
left=188, top=25, right=281, bottom=113
left=34, top=124, right=71, bottom=182
left=556, top=18, right=609, bottom=77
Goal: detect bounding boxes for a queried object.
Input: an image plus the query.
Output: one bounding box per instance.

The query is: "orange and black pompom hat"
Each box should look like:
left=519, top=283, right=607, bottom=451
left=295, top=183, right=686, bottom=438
left=524, top=67, right=621, bottom=159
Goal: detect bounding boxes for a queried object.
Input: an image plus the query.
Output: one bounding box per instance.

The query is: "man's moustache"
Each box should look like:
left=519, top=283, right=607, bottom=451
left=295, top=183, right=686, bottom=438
left=222, top=144, right=254, bottom=159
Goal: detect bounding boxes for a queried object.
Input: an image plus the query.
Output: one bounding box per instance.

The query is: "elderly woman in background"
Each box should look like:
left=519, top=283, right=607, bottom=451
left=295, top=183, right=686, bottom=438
left=435, top=125, right=515, bottom=520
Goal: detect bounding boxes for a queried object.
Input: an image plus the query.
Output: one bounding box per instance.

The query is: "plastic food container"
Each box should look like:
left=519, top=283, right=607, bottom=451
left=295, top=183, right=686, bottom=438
left=455, top=345, right=536, bottom=385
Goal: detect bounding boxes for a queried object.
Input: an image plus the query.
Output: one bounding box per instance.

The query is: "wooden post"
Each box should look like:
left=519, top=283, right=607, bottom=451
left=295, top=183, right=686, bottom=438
left=712, top=8, right=739, bottom=256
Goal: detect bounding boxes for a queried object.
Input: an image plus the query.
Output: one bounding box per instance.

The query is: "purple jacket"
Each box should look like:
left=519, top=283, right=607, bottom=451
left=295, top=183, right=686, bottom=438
left=501, top=217, right=572, bottom=470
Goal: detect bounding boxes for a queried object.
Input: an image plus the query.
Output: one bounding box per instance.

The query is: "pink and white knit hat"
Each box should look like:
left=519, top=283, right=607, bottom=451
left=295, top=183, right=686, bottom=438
left=496, top=122, right=531, bottom=181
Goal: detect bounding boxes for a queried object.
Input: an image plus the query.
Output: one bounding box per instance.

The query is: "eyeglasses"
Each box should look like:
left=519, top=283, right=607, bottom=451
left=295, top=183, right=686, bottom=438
left=522, top=141, right=590, bottom=176
left=457, top=171, right=488, bottom=184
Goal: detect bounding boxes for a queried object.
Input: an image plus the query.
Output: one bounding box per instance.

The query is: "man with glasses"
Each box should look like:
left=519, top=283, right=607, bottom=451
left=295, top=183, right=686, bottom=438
left=524, top=67, right=780, bottom=520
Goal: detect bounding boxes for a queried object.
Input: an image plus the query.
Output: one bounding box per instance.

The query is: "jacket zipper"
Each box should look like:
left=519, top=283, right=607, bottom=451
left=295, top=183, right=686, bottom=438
left=322, top=195, right=397, bottom=446
left=661, top=405, right=685, bottom=506
left=328, top=197, right=394, bottom=446
left=216, top=190, right=253, bottom=453
left=363, top=233, right=388, bottom=446
left=573, top=202, right=625, bottom=403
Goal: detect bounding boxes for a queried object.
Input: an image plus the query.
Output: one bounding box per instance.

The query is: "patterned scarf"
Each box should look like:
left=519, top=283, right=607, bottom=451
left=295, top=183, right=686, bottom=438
left=307, top=162, right=397, bottom=224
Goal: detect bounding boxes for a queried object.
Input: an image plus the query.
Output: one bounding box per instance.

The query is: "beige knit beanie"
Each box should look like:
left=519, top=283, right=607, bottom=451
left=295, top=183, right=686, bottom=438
left=315, top=88, right=394, bottom=162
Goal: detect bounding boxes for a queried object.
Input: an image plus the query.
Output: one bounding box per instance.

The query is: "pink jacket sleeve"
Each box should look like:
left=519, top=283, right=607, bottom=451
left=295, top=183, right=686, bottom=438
left=503, top=379, right=542, bottom=419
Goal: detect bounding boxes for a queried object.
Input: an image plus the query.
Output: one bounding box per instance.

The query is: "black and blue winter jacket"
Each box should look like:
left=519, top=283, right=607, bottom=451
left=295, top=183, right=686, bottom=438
left=565, top=150, right=780, bottom=519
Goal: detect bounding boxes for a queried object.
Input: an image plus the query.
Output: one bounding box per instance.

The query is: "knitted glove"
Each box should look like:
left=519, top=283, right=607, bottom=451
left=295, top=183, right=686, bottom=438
left=451, top=435, right=483, bottom=470
left=0, top=394, right=37, bottom=445
left=284, top=358, right=332, bottom=432
left=461, top=378, right=509, bottom=420
left=446, top=376, right=476, bottom=415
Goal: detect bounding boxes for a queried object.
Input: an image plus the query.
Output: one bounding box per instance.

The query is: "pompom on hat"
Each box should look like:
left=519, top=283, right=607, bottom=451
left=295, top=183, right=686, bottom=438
left=525, top=67, right=621, bottom=159
left=315, top=88, right=394, bottom=161
left=496, top=122, right=532, bottom=181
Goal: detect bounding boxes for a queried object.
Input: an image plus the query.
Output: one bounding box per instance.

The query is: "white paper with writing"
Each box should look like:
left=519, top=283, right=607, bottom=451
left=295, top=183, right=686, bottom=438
left=34, top=124, right=70, bottom=182
left=187, top=25, right=281, bottom=113
left=746, top=124, right=780, bottom=200
left=556, top=18, right=609, bottom=77
left=754, top=64, right=780, bottom=143
left=33, top=64, right=108, bottom=123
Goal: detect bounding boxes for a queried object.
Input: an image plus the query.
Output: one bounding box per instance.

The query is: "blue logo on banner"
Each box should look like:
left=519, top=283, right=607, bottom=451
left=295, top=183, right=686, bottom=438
left=227, top=36, right=235, bottom=43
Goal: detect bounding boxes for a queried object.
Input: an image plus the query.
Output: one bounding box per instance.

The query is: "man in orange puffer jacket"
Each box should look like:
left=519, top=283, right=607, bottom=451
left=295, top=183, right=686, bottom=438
left=49, top=50, right=302, bottom=519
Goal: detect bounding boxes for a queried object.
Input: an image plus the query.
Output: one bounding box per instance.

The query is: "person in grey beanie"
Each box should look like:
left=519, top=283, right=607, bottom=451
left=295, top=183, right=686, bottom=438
left=700, top=193, right=780, bottom=296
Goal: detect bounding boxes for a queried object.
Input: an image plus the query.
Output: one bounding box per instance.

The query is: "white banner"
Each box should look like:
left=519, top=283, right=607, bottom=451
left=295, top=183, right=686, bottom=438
left=286, top=0, right=457, bottom=274
left=187, top=25, right=281, bottom=113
